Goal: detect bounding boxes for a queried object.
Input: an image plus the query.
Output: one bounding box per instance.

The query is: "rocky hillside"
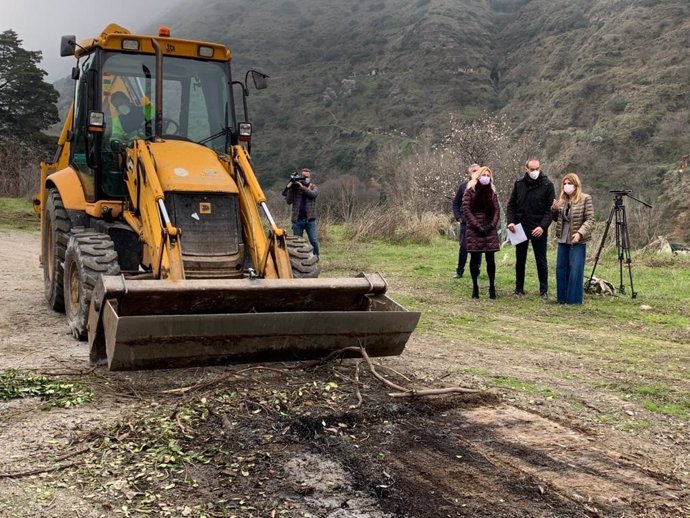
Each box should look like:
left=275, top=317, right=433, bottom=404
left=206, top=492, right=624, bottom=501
left=166, top=0, right=503, bottom=186
left=162, top=0, right=689, bottom=196
left=51, top=0, right=690, bottom=237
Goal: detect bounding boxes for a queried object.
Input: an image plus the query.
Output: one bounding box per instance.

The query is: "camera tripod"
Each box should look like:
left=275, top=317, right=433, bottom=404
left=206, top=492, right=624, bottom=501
left=587, top=190, right=652, bottom=298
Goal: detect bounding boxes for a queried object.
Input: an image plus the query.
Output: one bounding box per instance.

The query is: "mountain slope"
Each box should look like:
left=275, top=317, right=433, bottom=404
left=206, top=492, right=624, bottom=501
left=168, top=0, right=500, bottom=184
left=495, top=0, right=690, bottom=193
left=161, top=0, right=689, bottom=198
left=50, top=0, right=690, bottom=237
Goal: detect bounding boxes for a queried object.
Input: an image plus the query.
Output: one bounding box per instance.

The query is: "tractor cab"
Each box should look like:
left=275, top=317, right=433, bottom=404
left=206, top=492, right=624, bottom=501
left=60, top=24, right=262, bottom=202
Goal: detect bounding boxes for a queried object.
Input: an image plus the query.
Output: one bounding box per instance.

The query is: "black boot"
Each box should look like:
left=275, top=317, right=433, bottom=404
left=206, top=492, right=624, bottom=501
left=489, top=286, right=496, bottom=299
left=472, top=284, right=479, bottom=299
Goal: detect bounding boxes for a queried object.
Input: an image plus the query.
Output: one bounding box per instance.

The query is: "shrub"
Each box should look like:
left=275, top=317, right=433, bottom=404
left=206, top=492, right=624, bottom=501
left=318, top=174, right=380, bottom=222
left=0, top=138, right=42, bottom=198
left=372, top=113, right=530, bottom=216
left=343, top=205, right=397, bottom=242
left=343, top=206, right=444, bottom=244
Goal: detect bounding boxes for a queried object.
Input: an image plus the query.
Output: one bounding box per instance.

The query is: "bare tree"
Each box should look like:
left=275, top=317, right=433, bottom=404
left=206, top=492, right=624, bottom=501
left=319, top=174, right=378, bottom=222
left=376, top=114, right=532, bottom=213
left=0, top=138, right=39, bottom=197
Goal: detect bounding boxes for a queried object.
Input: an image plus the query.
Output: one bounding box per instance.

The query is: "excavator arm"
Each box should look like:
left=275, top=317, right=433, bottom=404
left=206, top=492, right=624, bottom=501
left=124, top=140, right=184, bottom=280
left=231, top=145, right=292, bottom=279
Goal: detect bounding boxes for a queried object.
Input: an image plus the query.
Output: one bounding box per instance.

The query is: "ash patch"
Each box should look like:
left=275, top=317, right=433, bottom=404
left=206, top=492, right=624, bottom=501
left=283, top=452, right=392, bottom=518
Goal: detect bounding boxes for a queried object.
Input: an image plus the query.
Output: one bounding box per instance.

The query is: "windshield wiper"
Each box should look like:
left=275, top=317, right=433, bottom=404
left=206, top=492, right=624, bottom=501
left=197, top=127, right=231, bottom=146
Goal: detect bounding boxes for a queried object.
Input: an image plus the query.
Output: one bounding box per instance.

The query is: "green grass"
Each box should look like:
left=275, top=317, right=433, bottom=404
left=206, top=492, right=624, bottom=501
left=321, top=225, right=690, bottom=425
left=642, top=401, right=690, bottom=418
left=0, top=197, right=39, bottom=230
left=620, top=419, right=654, bottom=432
left=323, top=228, right=690, bottom=336
left=490, top=376, right=558, bottom=399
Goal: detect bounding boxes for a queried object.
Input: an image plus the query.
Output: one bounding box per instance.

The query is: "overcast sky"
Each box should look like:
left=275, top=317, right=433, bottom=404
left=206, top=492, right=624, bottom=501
left=0, top=0, right=186, bottom=81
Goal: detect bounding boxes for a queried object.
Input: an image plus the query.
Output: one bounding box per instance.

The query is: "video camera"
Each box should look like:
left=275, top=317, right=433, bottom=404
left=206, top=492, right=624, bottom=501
left=608, top=189, right=652, bottom=208
left=289, top=171, right=308, bottom=186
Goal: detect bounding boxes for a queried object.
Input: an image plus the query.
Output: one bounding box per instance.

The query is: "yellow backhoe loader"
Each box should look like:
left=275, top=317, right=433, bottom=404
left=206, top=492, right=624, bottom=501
left=35, top=24, right=419, bottom=371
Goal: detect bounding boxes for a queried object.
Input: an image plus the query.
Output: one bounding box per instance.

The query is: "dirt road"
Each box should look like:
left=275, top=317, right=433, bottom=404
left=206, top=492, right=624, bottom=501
left=0, top=229, right=688, bottom=517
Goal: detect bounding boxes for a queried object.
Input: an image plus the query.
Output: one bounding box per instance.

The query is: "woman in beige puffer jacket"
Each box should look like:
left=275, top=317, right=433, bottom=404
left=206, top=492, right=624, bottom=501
left=551, top=173, right=594, bottom=304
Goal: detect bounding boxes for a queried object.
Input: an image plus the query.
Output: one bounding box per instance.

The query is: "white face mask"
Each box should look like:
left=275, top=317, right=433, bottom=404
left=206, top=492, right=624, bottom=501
left=479, top=175, right=491, bottom=186
left=528, top=169, right=540, bottom=180
left=563, top=184, right=575, bottom=195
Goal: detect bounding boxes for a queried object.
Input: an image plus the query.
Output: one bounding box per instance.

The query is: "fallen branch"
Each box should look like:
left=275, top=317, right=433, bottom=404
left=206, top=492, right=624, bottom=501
left=0, top=446, right=92, bottom=479
left=376, top=364, right=412, bottom=383
left=388, top=387, right=481, bottom=397
left=349, top=361, right=363, bottom=409
left=159, top=371, right=246, bottom=395
left=160, top=366, right=290, bottom=395
left=335, top=346, right=481, bottom=398
left=0, top=461, right=81, bottom=479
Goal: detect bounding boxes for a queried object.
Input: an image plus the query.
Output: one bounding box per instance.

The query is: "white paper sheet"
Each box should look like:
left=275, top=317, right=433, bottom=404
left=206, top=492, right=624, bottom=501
left=507, top=223, right=528, bottom=245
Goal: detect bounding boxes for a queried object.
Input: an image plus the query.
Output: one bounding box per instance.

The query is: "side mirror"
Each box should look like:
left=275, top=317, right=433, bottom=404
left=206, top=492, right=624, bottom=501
left=250, top=70, right=269, bottom=90
left=60, top=35, right=76, bottom=57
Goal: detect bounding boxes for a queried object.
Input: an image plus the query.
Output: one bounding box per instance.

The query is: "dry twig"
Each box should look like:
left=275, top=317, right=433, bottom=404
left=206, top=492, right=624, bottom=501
left=349, top=361, right=364, bottom=409
left=336, top=346, right=481, bottom=398
left=0, top=446, right=92, bottom=479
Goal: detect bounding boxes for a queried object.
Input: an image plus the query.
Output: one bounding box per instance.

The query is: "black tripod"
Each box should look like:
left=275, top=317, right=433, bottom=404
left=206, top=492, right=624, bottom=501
left=587, top=190, right=652, bottom=298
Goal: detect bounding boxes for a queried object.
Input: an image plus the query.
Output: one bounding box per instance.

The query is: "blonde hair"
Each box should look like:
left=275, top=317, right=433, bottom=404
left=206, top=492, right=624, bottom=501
left=467, top=166, right=496, bottom=192
left=558, top=172, right=583, bottom=205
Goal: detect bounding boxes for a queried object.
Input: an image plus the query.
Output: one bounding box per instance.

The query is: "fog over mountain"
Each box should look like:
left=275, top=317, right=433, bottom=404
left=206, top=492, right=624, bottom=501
left=2, top=0, right=185, bottom=81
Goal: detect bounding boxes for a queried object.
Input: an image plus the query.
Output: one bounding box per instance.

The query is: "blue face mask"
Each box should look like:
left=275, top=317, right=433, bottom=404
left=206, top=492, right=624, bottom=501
left=304, top=178, right=310, bottom=185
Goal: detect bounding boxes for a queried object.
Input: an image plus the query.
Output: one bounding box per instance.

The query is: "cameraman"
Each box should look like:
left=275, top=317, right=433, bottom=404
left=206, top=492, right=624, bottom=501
left=284, top=168, right=320, bottom=258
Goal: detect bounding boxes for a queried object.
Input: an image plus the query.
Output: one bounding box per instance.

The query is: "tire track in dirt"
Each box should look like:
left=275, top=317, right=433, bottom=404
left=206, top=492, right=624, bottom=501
left=315, top=398, right=688, bottom=517
left=1, top=229, right=689, bottom=517
left=0, top=229, right=82, bottom=371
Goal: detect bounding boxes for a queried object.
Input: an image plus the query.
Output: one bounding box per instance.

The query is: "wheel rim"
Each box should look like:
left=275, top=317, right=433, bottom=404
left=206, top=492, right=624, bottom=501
left=67, top=261, right=80, bottom=317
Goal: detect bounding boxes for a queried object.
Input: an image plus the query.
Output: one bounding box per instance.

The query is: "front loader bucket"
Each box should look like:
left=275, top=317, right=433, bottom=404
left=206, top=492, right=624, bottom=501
left=87, top=273, right=420, bottom=371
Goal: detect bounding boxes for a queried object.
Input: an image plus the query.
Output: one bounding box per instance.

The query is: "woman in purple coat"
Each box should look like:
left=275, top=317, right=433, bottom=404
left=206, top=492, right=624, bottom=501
left=462, top=166, right=501, bottom=299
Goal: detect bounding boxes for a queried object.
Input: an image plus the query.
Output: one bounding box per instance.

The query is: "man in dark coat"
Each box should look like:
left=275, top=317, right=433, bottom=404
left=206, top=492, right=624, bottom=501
left=452, top=163, right=480, bottom=278
left=506, top=159, right=556, bottom=298
left=285, top=168, right=320, bottom=257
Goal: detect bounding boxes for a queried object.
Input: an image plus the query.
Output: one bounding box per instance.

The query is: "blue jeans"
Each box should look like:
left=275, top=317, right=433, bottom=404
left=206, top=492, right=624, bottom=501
left=556, top=243, right=587, bottom=304
left=292, top=219, right=320, bottom=257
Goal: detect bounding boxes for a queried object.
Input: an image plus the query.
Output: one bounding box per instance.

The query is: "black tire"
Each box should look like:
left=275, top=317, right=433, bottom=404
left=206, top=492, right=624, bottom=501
left=42, top=189, right=71, bottom=311
left=286, top=235, right=319, bottom=278
left=63, top=229, right=121, bottom=340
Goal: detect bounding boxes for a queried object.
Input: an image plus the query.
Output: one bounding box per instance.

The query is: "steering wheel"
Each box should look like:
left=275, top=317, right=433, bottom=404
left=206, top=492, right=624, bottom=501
left=161, top=118, right=179, bottom=135
left=141, top=118, right=180, bottom=137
